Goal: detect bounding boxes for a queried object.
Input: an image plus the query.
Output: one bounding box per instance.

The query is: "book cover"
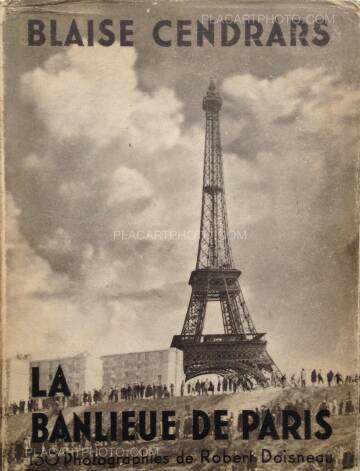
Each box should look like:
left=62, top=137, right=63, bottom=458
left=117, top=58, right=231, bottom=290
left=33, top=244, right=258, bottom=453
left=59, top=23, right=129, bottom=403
left=1, top=1, right=359, bottom=470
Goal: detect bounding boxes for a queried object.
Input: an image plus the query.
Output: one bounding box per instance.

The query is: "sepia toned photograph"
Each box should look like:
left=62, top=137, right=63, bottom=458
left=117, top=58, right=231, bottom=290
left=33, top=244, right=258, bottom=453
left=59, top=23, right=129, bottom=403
left=1, top=1, right=359, bottom=469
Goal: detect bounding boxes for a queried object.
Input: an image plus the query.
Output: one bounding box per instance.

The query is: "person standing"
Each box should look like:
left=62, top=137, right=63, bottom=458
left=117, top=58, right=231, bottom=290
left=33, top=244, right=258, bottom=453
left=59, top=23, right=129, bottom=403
left=15, top=441, right=23, bottom=464
left=300, top=368, right=306, bottom=387
left=205, top=378, right=209, bottom=395
left=318, top=369, right=324, bottom=384
left=335, top=372, right=343, bottom=385
left=327, top=370, right=334, bottom=387
left=345, top=392, right=354, bottom=414
left=180, top=380, right=185, bottom=397
left=311, top=369, right=317, bottom=385
left=140, top=382, right=145, bottom=399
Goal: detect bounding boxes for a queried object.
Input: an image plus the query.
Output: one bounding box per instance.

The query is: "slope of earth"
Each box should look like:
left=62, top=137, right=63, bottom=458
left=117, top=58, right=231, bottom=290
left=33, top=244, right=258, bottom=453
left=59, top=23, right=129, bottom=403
left=5, top=384, right=358, bottom=470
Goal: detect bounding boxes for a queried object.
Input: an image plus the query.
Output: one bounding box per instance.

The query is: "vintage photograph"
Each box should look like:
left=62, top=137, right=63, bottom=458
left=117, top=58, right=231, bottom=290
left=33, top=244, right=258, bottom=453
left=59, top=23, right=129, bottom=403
left=1, top=1, right=359, bottom=469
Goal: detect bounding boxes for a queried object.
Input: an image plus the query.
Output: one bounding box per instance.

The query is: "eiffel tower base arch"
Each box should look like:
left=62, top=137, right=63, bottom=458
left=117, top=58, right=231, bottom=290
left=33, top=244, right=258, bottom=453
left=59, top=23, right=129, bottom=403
left=171, top=334, right=278, bottom=387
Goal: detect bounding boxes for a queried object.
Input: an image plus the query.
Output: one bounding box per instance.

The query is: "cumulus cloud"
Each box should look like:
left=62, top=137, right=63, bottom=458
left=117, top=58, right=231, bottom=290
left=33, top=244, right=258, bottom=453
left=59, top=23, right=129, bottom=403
left=107, top=166, right=153, bottom=206
left=220, top=68, right=358, bottom=373
left=8, top=46, right=203, bottom=359
left=6, top=194, right=68, bottom=299
left=8, top=52, right=357, bottom=374
left=6, top=194, right=183, bottom=358
left=6, top=194, right=75, bottom=356
left=21, top=47, right=183, bottom=150
left=221, top=67, right=360, bottom=157
left=221, top=67, right=359, bottom=235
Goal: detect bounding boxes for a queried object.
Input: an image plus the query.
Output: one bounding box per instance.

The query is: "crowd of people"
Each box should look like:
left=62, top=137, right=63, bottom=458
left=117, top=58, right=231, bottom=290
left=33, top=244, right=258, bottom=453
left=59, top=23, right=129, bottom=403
left=6, top=382, right=178, bottom=417
left=4, top=367, right=358, bottom=468
left=5, top=369, right=358, bottom=418
left=5, top=389, right=357, bottom=470
left=318, top=391, right=357, bottom=416
left=288, top=369, right=357, bottom=388
left=183, top=376, right=250, bottom=395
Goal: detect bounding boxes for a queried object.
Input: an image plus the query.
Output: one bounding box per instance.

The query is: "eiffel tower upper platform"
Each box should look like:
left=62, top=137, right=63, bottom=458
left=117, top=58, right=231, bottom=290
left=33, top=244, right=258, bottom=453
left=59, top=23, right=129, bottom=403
left=171, top=81, right=282, bottom=387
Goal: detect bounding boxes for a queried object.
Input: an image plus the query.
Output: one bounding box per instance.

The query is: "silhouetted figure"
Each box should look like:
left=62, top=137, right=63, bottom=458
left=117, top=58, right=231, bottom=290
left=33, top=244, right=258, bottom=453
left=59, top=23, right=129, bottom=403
left=300, top=368, right=306, bottom=387
left=290, top=374, right=296, bottom=387
left=311, top=369, right=317, bottom=385
left=318, top=369, right=324, bottom=384
left=15, top=441, right=23, bottom=463
left=335, top=372, right=343, bottom=385
left=345, top=393, right=354, bottom=414
left=327, top=370, right=334, bottom=387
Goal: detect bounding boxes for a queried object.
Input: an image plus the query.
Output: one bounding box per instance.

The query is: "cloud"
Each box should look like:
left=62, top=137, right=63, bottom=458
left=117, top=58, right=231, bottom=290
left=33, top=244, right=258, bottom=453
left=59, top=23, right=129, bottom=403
left=21, top=47, right=183, bottom=150
left=221, top=67, right=359, bottom=231
left=6, top=194, right=76, bottom=357
left=8, top=56, right=357, bottom=374
left=6, top=194, right=68, bottom=299
left=18, top=46, right=200, bottom=287
left=220, top=68, right=358, bottom=373
left=107, top=166, right=153, bottom=206
left=9, top=46, right=204, bottom=359
left=22, top=153, right=45, bottom=170
left=221, top=67, right=360, bottom=158
left=6, top=194, right=184, bottom=359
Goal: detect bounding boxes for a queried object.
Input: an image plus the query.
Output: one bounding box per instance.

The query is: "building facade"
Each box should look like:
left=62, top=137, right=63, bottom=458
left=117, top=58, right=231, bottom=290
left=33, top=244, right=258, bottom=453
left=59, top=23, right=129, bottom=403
left=102, top=348, right=184, bottom=394
left=30, top=351, right=102, bottom=396
left=7, top=348, right=184, bottom=403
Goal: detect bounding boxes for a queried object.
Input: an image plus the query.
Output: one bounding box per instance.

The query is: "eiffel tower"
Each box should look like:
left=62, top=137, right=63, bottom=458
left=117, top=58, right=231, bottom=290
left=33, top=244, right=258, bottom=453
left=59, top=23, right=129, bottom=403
left=171, top=81, right=282, bottom=387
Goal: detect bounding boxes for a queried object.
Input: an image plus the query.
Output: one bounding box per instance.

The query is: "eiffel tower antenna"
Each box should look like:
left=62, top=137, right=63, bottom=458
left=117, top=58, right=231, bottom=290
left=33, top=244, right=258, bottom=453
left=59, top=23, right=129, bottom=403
left=171, top=81, right=283, bottom=387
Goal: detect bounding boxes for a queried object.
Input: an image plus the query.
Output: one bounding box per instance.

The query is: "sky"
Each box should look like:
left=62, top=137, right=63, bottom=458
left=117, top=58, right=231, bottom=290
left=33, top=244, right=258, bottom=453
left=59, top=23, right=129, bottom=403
left=4, top=1, right=359, bottom=375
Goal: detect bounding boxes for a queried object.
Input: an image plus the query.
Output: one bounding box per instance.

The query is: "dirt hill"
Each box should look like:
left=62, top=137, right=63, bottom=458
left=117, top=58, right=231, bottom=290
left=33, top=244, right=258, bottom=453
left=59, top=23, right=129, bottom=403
left=5, top=384, right=358, bottom=470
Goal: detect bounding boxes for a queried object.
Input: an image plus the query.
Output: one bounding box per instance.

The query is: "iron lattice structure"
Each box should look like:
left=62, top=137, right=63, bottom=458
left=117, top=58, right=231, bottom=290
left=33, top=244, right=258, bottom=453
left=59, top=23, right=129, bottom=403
left=171, top=81, right=282, bottom=387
